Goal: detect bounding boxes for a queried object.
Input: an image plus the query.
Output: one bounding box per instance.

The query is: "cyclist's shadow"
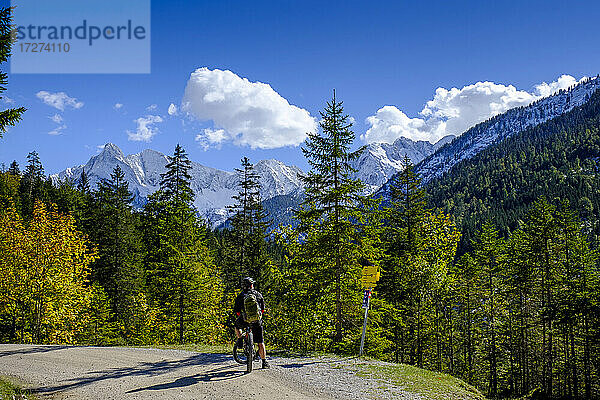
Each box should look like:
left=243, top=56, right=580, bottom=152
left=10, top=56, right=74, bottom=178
left=127, top=365, right=244, bottom=393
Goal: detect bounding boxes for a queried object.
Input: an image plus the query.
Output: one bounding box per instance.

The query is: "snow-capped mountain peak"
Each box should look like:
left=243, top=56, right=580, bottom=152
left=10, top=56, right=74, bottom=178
left=351, top=135, right=454, bottom=194
left=52, top=144, right=304, bottom=226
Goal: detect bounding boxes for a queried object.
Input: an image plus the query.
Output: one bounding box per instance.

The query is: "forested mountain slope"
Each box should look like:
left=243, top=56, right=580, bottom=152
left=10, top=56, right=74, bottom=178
left=415, top=76, right=600, bottom=184
left=426, top=87, right=600, bottom=251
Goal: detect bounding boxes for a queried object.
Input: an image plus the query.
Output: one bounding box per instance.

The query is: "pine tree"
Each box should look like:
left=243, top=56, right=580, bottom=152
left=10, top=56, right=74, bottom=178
left=522, top=198, right=560, bottom=397
left=90, top=165, right=143, bottom=342
left=296, top=90, right=367, bottom=344
left=23, top=151, right=44, bottom=181
left=379, top=157, right=461, bottom=369
left=8, top=160, right=19, bottom=176
left=144, top=144, right=222, bottom=344
left=472, top=221, right=503, bottom=398
left=453, top=253, right=482, bottom=384
left=224, top=157, right=269, bottom=291
left=380, top=156, right=428, bottom=363
left=387, top=155, right=427, bottom=253
left=0, top=7, right=26, bottom=139
left=0, top=169, right=19, bottom=211
left=77, top=169, right=90, bottom=194
left=160, top=144, right=193, bottom=205
left=20, top=151, right=45, bottom=216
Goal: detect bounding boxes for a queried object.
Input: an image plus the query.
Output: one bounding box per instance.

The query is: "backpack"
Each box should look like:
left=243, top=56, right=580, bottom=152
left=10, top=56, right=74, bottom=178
left=243, top=291, right=261, bottom=323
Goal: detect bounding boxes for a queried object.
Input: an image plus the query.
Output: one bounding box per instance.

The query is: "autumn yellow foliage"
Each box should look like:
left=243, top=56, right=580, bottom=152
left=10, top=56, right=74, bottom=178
left=0, top=200, right=98, bottom=343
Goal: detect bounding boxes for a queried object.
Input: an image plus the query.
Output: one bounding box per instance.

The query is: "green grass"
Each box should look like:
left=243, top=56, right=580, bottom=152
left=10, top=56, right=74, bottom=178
left=351, top=361, right=486, bottom=400
left=0, top=377, right=36, bottom=400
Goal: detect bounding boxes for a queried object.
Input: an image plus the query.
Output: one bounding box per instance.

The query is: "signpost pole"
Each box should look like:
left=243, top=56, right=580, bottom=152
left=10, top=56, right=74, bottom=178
left=359, top=260, right=379, bottom=357
left=359, top=288, right=371, bottom=356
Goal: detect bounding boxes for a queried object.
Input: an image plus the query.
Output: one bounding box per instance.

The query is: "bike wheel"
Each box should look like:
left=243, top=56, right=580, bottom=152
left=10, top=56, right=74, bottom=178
left=246, top=332, right=254, bottom=373
left=233, top=342, right=247, bottom=365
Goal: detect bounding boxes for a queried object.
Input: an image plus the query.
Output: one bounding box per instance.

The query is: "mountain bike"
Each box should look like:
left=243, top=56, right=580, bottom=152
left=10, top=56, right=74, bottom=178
left=233, top=325, right=259, bottom=373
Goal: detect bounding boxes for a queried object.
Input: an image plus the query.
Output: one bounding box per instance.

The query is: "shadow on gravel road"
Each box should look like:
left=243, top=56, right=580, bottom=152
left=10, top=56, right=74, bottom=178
left=0, top=345, right=69, bottom=358
left=126, top=365, right=245, bottom=393
left=32, top=352, right=232, bottom=396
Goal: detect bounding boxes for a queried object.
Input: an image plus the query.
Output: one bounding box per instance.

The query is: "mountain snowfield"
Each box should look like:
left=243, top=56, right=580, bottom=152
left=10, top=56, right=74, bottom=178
left=412, top=76, right=600, bottom=185
left=53, top=143, right=304, bottom=226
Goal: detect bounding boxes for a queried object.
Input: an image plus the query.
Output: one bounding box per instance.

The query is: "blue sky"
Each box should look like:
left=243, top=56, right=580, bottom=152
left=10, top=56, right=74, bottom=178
left=1, top=0, right=600, bottom=174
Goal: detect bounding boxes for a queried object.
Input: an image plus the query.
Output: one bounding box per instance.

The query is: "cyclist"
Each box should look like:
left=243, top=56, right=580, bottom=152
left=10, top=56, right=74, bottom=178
left=233, top=277, right=270, bottom=369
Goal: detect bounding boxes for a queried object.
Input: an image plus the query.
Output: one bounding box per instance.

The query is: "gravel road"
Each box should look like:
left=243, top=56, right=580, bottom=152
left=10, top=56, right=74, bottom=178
left=0, top=344, right=420, bottom=399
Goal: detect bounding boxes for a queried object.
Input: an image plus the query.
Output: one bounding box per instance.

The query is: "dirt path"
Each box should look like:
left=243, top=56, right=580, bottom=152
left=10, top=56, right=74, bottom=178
left=0, top=344, right=339, bottom=399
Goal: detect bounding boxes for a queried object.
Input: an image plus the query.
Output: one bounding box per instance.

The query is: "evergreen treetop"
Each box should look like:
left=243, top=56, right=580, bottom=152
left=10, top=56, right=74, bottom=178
left=160, top=144, right=194, bottom=206
left=0, top=7, right=26, bottom=139
left=8, top=160, right=19, bottom=176
left=77, top=169, right=90, bottom=194
left=96, top=165, right=133, bottom=208
left=298, top=90, right=364, bottom=225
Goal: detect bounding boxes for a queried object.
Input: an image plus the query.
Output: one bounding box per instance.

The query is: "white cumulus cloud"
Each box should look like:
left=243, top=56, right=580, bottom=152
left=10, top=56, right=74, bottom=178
left=168, top=103, right=178, bottom=116
left=201, top=128, right=225, bottom=143
left=114, top=103, right=123, bottom=110
left=182, top=67, right=317, bottom=149
left=363, top=74, right=584, bottom=144
left=36, top=91, right=83, bottom=111
left=127, top=115, right=163, bottom=142
left=146, top=104, right=158, bottom=111
left=49, top=114, right=63, bottom=124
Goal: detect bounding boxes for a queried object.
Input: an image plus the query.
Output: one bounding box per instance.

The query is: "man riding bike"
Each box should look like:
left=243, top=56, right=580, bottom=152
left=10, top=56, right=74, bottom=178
left=234, top=277, right=270, bottom=369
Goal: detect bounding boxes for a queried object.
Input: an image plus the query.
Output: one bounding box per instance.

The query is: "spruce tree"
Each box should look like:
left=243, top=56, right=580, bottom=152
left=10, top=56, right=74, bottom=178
left=90, top=165, right=142, bottom=342
left=380, top=156, right=430, bottom=365
left=0, top=163, right=20, bottom=211
left=144, top=144, right=221, bottom=344
left=387, top=155, right=427, bottom=254
left=472, top=221, right=503, bottom=398
left=296, top=91, right=367, bottom=344
left=522, top=198, right=559, bottom=397
left=77, top=169, right=90, bottom=194
left=160, top=144, right=194, bottom=205
left=224, top=157, right=269, bottom=291
left=20, top=151, right=45, bottom=216
left=7, top=160, right=19, bottom=176
left=0, top=7, right=26, bottom=139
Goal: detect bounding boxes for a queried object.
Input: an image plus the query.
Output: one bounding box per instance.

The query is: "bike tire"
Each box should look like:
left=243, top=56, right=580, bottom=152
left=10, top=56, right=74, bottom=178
left=233, top=343, right=246, bottom=364
left=246, top=332, right=254, bottom=373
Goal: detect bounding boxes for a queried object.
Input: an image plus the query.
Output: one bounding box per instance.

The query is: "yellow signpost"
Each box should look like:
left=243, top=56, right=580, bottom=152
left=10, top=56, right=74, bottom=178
left=360, top=263, right=381, bottom=356
left=361, top=265, right=380, bottom=288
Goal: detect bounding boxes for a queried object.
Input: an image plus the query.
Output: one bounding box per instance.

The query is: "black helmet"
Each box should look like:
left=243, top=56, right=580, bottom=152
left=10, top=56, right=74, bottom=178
left=242, top=277, right=255, bottom=289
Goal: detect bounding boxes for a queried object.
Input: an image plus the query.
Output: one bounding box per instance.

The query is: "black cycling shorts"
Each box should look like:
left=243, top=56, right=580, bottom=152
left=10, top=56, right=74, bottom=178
left=235, top=315, right=264, bottom=344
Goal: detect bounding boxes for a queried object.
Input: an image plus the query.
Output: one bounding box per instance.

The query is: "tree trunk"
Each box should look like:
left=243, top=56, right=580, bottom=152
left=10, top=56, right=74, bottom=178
left=179, top=290, right=184, bottom=344
left=335, top=265, right=342, bottom=343
left=489, top=266, right=497, bottom=398
left=570, top=321, right=578, bottom=399
left=584, top=316, right=591, bottom=399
